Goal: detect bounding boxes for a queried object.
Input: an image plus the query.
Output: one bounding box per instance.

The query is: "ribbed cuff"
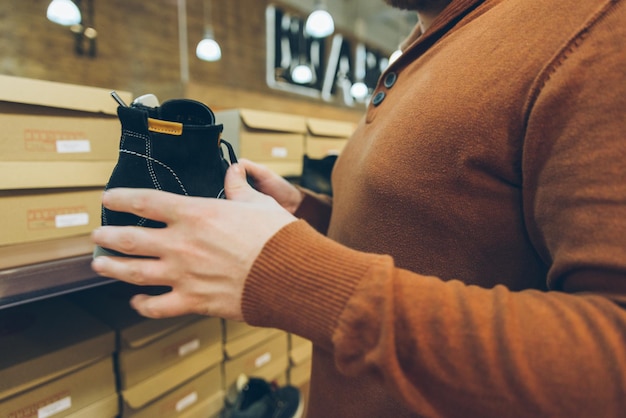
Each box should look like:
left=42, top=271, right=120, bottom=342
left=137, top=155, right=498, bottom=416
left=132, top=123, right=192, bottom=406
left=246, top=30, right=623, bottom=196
left=241, top=220, right=381, bottom=350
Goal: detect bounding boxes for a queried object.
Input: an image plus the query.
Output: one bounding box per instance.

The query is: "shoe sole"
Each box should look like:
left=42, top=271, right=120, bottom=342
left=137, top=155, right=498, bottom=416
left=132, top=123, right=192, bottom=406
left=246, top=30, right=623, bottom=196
left=292, top=396, right=305, bottom=418
left=93, top=245, right=116, bottom=258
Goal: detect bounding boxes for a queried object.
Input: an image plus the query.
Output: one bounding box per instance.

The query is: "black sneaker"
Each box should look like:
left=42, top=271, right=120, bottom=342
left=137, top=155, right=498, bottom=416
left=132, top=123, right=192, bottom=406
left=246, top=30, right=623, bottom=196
left=221, top=375, right=304, bottom=418
left=94, top=92, right=237, bottom=258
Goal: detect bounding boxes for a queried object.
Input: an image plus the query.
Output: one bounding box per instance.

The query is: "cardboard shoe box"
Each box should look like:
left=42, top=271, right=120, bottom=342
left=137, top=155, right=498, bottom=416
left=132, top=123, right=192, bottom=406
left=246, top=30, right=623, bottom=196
left=288, top=334, right=312, bottom=388
left=67, top=284, right=224, bottom=413
left=1, top=357, right=118, bottom=418
left=0, top=75, right=131, bottom=190
left=305, top=117, right=355, bottom=159
left=122, top=363, right=224, bottom=418
left=215, top=109, right=306, bottom=177
left=222, top=320, right=284, bottom=360
left=0, top=187, right=103, bottom=247
left=0, top=298, right=117, bottom=418
left=68, top=284, right=223, bottom=383
left=222, top=331, right=289, bottom=395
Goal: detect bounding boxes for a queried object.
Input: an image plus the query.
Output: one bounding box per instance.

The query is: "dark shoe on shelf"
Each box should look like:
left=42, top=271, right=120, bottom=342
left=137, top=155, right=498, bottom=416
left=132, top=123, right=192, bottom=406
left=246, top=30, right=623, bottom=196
left=94, top=92, right=237, bottom=258
left=221, top=374, right=304, bottom=418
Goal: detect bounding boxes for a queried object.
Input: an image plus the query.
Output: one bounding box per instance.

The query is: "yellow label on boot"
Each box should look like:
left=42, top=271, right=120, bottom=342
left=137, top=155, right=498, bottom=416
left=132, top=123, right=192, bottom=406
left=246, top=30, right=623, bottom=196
left=148, top=118, right=183, bottom=135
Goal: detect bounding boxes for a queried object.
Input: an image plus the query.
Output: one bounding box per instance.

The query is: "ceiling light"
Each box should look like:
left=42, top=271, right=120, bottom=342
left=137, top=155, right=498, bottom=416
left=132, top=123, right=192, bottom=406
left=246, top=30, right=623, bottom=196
left=305, top=1, right=334, bottom=38
left=196, top=0, right=221, bottom=62
left=46, top=0, right=81, bottom=26
left=196, top=34, right=221, bottom=62
left=291, top=64, right=313, bottom=84
left=350, top=82, right=368, bottom=100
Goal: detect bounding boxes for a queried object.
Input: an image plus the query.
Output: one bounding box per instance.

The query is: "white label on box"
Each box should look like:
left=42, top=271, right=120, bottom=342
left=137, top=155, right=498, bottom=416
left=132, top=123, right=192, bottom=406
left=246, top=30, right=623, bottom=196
left=56, top=140, right=91, bottom=153
left=38, top=396, right=72, bottom=418
left=176, top=391, right=198, bottom=412
left=255, top=351, right=272, bottom=368
left=55, top=213, right=89, bottom=228
left=178, top=338, right=200, bottom=357
left=271, top=147, right=288, bottom=158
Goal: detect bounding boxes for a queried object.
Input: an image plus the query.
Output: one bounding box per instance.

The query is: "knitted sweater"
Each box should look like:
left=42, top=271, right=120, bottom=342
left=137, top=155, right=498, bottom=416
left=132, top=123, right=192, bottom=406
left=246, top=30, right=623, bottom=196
left=242, top=0, right=626, bottom=416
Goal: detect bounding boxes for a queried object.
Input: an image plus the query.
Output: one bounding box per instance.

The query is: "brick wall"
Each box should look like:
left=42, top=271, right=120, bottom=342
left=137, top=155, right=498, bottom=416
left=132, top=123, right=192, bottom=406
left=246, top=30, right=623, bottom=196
left=0, top=0, right=364, bottom=122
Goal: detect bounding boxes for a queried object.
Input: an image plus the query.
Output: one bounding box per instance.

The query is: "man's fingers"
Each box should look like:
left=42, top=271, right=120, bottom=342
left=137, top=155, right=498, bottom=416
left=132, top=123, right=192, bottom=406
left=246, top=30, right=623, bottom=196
left=101, top=188, right=182, bottom=224
left=91, top=255, right=170, bottom=288
left=92, top=225, right=165, bottom=258
left=238, top=158, right=272, bottom=182
left=225, top=163, right=259, bottom=201
left=130, top=292, right=191, bottom=319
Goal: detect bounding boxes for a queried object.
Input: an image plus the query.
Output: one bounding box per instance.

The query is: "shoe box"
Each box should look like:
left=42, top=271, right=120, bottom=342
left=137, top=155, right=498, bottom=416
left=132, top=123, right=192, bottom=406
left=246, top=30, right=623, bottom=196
left=288, top=334, right=313, bottom=414
left=215, top=109, right=307, bottom=177
left=222, top=321, right=290, bottom=397
left=0, top=188, right=103, bottom=247
left=66, top=283, right=224, bottom=417
left=0, top=75, right=132, bottom=247
left=0, top=75, right=131, bottom=190
left=304, top=117, right=355, bottom=159
left=287, top=335, right=313, bottom=388
left=122, top=364, right=224, bottom=418
left=0, top=298, right=118, bottom=418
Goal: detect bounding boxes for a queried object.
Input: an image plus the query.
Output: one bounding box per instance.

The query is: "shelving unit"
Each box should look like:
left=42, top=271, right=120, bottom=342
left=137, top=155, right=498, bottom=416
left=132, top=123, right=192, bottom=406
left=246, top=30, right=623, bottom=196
left=0, top=235, right=113, bottom=309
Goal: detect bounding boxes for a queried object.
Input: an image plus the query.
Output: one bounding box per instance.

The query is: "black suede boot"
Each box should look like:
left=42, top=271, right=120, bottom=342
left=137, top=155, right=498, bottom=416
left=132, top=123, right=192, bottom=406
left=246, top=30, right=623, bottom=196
left=94, top=93, right=237, bottom=257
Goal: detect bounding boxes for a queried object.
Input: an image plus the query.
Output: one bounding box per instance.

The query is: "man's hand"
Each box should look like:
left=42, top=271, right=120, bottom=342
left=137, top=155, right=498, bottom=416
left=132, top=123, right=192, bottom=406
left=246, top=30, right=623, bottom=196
left=238, top=158, right=304, bottom=214
left=90, top=163, right=297, bottom=321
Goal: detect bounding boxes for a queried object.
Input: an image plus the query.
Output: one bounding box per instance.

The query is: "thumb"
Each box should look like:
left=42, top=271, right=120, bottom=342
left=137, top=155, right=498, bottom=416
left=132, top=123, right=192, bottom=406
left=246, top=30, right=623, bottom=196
left=224, top=163, right=257, bottom=201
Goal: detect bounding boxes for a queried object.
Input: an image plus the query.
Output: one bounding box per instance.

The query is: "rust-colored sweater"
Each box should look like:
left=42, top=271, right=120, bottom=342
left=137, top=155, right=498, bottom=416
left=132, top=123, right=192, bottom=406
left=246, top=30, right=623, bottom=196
left=242, top=0, right=626, bottom=417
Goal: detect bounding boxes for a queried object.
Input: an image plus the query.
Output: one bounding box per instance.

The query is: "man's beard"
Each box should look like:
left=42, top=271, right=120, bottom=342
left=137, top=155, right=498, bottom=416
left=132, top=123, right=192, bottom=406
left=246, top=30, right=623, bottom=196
left=383, top=0, right=449, bottom=11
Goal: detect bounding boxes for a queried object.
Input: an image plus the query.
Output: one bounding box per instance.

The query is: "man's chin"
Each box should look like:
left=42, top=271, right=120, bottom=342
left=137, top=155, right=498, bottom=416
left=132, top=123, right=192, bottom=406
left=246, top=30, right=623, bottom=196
left=383, top=0, right=421, bottom=10
left=383, top=0, right=446, bottom=11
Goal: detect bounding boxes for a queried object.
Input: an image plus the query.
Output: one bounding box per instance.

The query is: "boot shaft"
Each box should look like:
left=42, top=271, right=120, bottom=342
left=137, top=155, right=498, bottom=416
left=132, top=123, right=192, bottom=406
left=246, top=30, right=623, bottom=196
left=101, top=97, right=233, bottom=234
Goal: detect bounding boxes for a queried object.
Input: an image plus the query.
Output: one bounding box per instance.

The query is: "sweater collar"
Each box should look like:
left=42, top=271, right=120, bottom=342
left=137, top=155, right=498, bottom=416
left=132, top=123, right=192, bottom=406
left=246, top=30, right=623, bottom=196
left=399, top=0, right=486, bottom=55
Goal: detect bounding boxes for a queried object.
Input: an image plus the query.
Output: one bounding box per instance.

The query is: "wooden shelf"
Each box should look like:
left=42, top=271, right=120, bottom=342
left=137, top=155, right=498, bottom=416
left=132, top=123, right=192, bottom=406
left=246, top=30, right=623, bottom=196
left=0, top=235, right=113, bottom=309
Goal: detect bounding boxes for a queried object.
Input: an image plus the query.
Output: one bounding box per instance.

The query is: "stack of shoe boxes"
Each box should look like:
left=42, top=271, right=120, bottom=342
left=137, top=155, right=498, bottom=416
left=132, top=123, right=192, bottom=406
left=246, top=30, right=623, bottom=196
left=215, top=109, right=307, bottom=178
left=67, top=284, right=225, bottom=418
left=0, top=75, right=130, bottom=248
left=0, top=298, right=118, bottom=418
left=304, top=117, right=356, bottom=159
left=221, top=321, right=289, bottom=402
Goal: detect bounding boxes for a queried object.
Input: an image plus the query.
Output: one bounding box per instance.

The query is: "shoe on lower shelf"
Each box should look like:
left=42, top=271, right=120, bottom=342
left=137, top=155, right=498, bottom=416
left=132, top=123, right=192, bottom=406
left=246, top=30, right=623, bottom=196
left=221, top=374, right=304, bottom=418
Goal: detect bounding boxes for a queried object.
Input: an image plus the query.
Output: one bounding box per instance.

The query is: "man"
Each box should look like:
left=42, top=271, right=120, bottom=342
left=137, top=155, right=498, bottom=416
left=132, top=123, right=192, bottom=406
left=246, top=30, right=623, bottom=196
left=91, top=0, right=626, bottom=416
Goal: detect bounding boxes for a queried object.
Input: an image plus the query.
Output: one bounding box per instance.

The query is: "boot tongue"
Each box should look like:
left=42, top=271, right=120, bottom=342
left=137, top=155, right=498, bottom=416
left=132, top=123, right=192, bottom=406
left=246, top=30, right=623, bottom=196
left=159, top=99, right=216, bottom=125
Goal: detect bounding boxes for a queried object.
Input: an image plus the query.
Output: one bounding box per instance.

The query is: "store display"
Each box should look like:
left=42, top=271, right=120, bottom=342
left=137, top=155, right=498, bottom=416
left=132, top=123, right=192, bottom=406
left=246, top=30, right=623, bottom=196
left=95, top=93, right=238, bottom=257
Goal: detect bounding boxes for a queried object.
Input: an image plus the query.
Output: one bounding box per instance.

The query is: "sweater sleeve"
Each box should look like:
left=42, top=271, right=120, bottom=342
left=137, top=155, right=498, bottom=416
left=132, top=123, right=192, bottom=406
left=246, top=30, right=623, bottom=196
left=243, top=4, right=626, bottom=418
left=243, top=222, right=626, bottom=417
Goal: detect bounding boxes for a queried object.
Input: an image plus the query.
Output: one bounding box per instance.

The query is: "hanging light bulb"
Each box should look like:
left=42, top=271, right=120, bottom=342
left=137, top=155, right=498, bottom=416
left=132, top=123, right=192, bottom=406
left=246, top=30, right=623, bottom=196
left=305, top=0, right=334, bottom=38
left=350, top=82, right=368, bottom=100
left=46, top=0, right=82, bottom=26
left=291, top=64, right=313, bottom=84
left=196, top=31, right=221, bottom=61
left=196, top=0, right=221, bottom=62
